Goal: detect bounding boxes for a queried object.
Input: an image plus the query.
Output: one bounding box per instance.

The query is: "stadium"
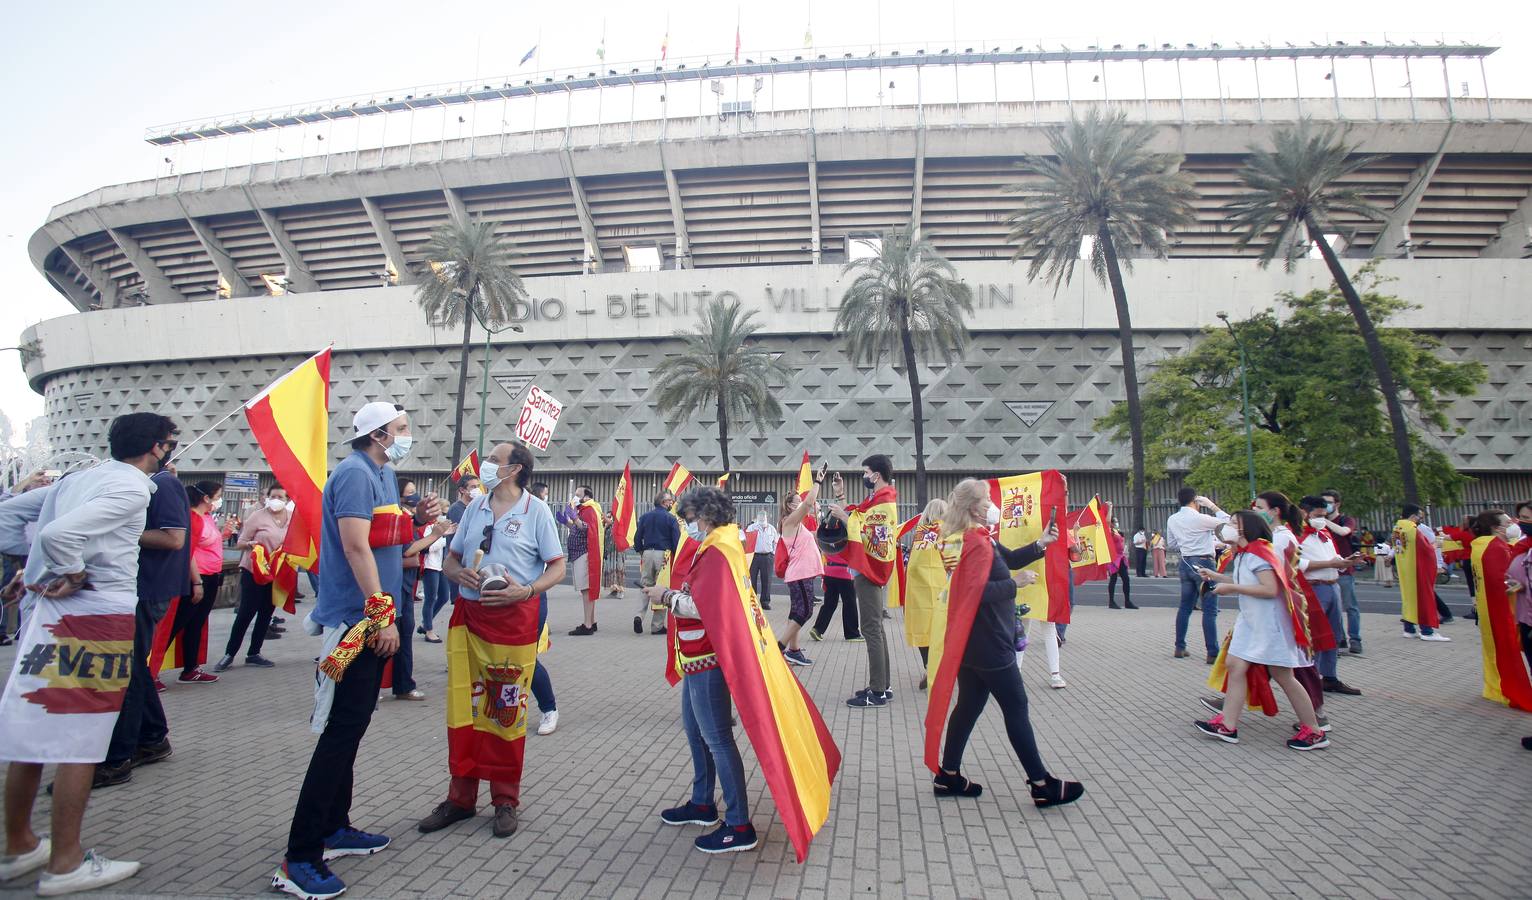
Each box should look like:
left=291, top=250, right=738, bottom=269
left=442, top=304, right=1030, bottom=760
left=17, top=42, right=1532, bottom=521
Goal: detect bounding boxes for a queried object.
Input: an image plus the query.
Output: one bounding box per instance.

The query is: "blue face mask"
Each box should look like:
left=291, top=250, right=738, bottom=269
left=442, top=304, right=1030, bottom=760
left=687, top=521, right=704, bottom=540
left=384, top=434, right=413, bottom=464
left=402, top=494, right=420, bottom=506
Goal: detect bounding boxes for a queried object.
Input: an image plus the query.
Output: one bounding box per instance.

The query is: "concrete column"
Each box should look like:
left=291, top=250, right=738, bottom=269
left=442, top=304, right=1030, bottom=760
left=93, top=215, right=185, bottom=303
left=44, top=265, right=98, bottom=310
left=441, top=184, right=472, bottom=228
left=244, top=189, right=319, bottom=292
left=911, top=127, right=926, bottom=232
left=360, top=196, right=418, bottom=284
left=807, top=131, right=822, bottom=264
left=1483, top=192, right=1532, bottom=259
left=53, top=241, right=119, bottom=309
left=1372, top=125, right=1454, bottom=259
left=659, top=147, right=693, bottom=269
left=560, top=149, right=604, bottom=273
left=185, top=214, right=254, bottom=297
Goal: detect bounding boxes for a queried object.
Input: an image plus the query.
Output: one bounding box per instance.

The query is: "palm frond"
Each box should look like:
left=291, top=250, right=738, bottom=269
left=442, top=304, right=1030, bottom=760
left=650, top=297, right=791, bottom=434
left=833, top=224, right=974, bottom=370
left=412, top=219, right=527, bottom=328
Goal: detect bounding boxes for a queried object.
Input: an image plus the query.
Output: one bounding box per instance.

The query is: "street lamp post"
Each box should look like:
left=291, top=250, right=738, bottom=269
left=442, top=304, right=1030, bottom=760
left=1216, top=312, right=1257, bottom=502
left=470, top=305, right=523, bottom=458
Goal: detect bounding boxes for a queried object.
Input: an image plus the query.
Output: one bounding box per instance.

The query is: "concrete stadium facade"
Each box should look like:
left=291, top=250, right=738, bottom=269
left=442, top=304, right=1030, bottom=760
left=19, top=96, right=1532, bottom=520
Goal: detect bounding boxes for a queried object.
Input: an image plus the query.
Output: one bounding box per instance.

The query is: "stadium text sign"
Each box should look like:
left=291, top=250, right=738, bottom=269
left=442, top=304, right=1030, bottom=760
left=515, top=385, right=564, bottom=451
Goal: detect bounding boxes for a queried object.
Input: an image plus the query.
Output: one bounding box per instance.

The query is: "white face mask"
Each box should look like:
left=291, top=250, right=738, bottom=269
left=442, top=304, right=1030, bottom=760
left=285, top=500, right=296, bottom=514
left=209, top=498, right=224, bottom=511
left=1309, top=517, right=1329, bottom=529
left=468, top=486, right=484, bottom=500
left=480, top=458, right=505, bottom=493
left=384, top=434, right=413, bottom=464
left=1506, top=524, right=1525, bottom=544
left=985, top=504, right=1001, bottom=527
left=266, top=498, right=286, bottom=513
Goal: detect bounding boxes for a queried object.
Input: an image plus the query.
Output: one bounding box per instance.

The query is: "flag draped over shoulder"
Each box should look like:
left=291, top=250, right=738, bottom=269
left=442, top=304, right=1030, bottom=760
left=886, top=516, right=921, bottom=610
left=244, top=348, right=331, bottom=613
left=453, top=450, right=481, bottom=485
left=445, top=599, right=541, bottom=790
left=1393, top=519, right=1440, bottom=629
left=1471, top=536, right=1532, bottom=712
left=924, top=528, right=990, bottom=774
left=843, top=485, right=898, bottom=586
left=988, top=471, right=1070, bottom=623
left=897, top=517, right=959, bottom=648
left=612, top=462, right=637, bottom=552
left=688, top=527, right=840, bottom=863
left=1067, top=497, right=1112, bottom=585
left=577, top=499, right=603, bottom=600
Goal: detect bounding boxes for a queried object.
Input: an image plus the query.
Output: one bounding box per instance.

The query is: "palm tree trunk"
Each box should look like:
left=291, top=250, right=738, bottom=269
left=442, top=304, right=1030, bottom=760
left=716, top=394, right=732, bottom=477
left=1098, top=224, right=1147, bottom=537
left=449, top=282, right=478, bottom=470
left=899, top=316, right=928, bottom=507
left=1302, top=213, right=1420, bottom=505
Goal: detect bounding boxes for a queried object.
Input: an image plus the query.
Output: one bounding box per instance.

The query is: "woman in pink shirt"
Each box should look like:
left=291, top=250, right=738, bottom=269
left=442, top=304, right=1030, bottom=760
left=777, top=465, right=827, bottom=666
left=167, top=481, right=235, bottom=683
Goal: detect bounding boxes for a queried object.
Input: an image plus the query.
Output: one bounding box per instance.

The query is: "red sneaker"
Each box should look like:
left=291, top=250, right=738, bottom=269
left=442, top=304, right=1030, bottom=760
left=153, top=679, right=167, bottom=693
left=1193, top=714, right=1239, bottom=744
left=177, top=669, right=220, bottom=684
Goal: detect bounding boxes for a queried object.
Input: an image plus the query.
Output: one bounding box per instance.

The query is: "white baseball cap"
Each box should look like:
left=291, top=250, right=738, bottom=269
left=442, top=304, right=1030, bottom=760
left=352, top=400, right=404, bottom=439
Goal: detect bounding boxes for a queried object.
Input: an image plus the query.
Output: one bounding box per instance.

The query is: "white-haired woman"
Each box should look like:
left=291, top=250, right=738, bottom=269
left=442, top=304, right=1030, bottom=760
left=925, top=479, right=1084, bottom=808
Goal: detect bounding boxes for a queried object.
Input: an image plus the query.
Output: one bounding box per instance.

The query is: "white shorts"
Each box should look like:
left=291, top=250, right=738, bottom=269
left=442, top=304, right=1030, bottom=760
left=572, top=557, right=590, bottom=595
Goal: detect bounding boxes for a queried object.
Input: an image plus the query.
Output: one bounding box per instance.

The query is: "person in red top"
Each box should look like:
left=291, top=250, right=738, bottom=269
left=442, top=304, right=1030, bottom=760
left=827, top=454, right=898, bottom=709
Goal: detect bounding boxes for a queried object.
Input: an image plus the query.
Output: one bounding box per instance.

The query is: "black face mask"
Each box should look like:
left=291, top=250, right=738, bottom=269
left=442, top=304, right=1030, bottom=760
left=863, top=475, right=876, bottom=491
left=156, top=441, right=177, bottom=472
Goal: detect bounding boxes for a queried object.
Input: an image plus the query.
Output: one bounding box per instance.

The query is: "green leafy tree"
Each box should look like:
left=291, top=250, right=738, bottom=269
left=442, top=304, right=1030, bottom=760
left=1100, top=270, right=1485, bottom=519
left=652, top=298, right=790, bottom=475
left=414, top=219, right=526, bottom=469
left=1225, top=121, right=1427, bottom=504
left=835, top=225, right=973, bottom=506
left=1005, top=108, right=1197, bottom=535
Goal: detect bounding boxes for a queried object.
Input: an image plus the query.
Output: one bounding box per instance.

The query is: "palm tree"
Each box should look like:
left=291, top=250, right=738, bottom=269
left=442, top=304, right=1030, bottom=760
left=836, top=225, right=973, bottom=506
left=1224, top=123, right=1417, bottom=503
left=652, top=297, right=789, bottom=475
left=414, top=219, right=526, bottom=470
left=1005, top=108, right=1197, bottom=538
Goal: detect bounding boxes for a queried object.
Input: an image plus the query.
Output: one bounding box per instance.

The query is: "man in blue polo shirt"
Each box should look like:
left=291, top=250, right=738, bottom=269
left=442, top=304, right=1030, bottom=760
left=274, top=400, right=442, bottom=900
left=416, top=440, right=565, bottom=841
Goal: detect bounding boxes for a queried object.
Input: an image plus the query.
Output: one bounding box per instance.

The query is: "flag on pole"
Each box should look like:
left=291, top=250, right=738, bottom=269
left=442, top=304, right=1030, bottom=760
left=686, top=527, right=840, bottom=861
left=794, top=451, right=816, bottom=531
left=734, top=23, right=741, bottom=63
left=452, top=449, right=481, bottom=484
left=612, top=462, right=637, bottom=552
left=244, top=348, right=332, bottom=614
left=657, top=462, right=697, bottom=594
left=663, top=461, right=695, bottom=498
left=1066, top=497, right=1114, bottom=585
left=519, top=45, right=537, bottom=66
left=717, top=473, right=730, bottom=489
left=661, top=17, right=670, bottom=60
left=988, top=471, right=1070, bottom=623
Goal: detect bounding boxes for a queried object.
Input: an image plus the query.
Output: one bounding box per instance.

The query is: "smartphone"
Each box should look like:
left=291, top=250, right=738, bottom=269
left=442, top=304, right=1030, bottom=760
left=43, top=469, right=62, bottom=479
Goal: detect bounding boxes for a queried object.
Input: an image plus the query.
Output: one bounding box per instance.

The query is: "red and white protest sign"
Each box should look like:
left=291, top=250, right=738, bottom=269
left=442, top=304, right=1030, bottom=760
left=515, top=385, right=564, bottom=451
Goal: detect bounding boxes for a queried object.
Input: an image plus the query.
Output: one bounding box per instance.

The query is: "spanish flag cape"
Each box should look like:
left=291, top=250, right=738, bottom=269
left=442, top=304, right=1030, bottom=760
left=1393, top=518, right=1441, bottom=629
left=843, top=484, right=899, bottom=587
left=445, top=593, right=542, bottom=799
left=577, top=498, right=603, bottom=601
left=684, top=527, right=841, bottom=862
left=1440, top=526, right=1473, bottom=564
left=148, top=596, right=207, bottom=676
left=990, top=471, right=1071, bottom=623
left=924, top=527, right=992, bottom=773
left=1284, top=529, right=1335, bottom=653
left=1206, top=537, right=1312, bottom=716
left=1470, top=536, right=1532, bottom=712
left=889, top=517, right=957, bottom=648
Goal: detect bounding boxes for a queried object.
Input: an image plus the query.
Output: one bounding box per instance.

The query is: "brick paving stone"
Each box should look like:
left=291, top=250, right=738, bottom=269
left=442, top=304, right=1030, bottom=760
left=0, top=594, right=1529, bottom=898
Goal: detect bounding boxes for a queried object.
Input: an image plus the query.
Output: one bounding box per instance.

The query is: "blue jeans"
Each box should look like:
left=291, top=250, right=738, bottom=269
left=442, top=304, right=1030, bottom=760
left=532, top=593, right=555, bottom=713
left=392, top=568, right=418, bottom=695
left=1337, top=572, right=1360, bottom=643
left=420, top=569, right=451, bottom=632
left=1310, top=581, right=1344, bottom=678
left=681, top=666, right=750, bottom=826
left=1402, top=620, right=1436, bottom=636
left=1175, top=556, right=1219, bottom=656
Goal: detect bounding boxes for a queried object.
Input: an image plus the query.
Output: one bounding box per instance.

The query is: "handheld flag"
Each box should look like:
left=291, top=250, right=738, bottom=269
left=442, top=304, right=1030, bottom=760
left=612, top=462, right=637, bottom=552
left=1067, top=497, right=1113, bottom=585
left=988, top=471, right=1070, bottom=623
left=717, top=473, right=731, bottom=489
left=657, top=462, right=698, bottom=591
left=793, top=451, right=817, bottom=531
left=244, top=348, right=332, bottom=613
left=453, top=450, right=481, bottom=485
left=147, top=596, right=207, bottom=676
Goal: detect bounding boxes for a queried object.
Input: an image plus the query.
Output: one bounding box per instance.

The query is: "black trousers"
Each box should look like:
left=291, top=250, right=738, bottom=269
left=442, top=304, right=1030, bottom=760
left=392, top=568, right=419, bottom=695
left=750, top=553, right=773, bottom=606
left=168, top=572, right=220, bottom=674
left=225, top=570, right=274, bottom=658
left=1134, top=547, right=1148, bottom=578
left=812, top=575, right=860, bottom=638
left=1108, top=567, right=1131, bottom=604
left=105, top=596, right=170, bottom=766
left=287, top=644, right=386, bottom=864
left=941, top=663, right=1048, bottom=781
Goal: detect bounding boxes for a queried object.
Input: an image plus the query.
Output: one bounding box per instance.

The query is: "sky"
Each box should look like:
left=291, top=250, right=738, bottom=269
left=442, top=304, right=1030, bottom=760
left=2, top=0, right=1529, bottom=447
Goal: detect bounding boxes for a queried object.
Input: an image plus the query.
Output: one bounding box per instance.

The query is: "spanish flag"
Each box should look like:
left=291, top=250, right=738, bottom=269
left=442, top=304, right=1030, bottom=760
left=1440, top=525, right=1472, bottom=564
left=1392, top=518, right=1440, bottom=629
left=244, top=348, right=331, bottom=613
left=843, top=484, right=899, bottom=586
left=989, top=471, right=1070, bottom=623
left=446, top=597, right=541, bottom=801
left=793, top=451, right=817, bottom=531
left=924, top=526, right=990, bottom=773
left=1205, top=539, right=1309, bottom=716
left=1471, top=535, right=1532, bottom=711
left=687, top=527, right=840, bottom=862
left=577, top=498, right=603, bottom=601
left=892, top=516, right=960, bottom=648
left=611, top=461, right=637, bottom=552
left=662, top=538, right=702, bottom=687
left=453, top=450, right=481, bottom=485
left=657, top=462, right=697, bottom=591
left=1067, top=497, right=1113, bottom=585
left=664, top=461, right=695, bottom=497
left=717, top=473, right=731, bottom=489
left=147, top=597, right=206, bottom=676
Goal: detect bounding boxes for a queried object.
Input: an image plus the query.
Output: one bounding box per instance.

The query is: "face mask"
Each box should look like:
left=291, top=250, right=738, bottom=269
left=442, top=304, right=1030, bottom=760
left=468, top=487, right=484, bottom=500
left=1257, top=508, right=1275, bottom=525
left=266, top=498, right=286, bottom=513
left=402, top=494, right=420, bottom=506
left=687, top=522, right=703, bottom=540
left=863, top=475, right=876, bottom=491
left=480, top=459, right=504, bottom=493
left=384, top=434, right=413, bottom=464
left=210, top=498, right=224, bottom=511
left=285, top=500, right=295, bottom=514
left=1309, top=517, right=1328, bottom=529
left=985, top=505, right=1001, bottom=527
left=1506, top=524, right=1525, bottom=544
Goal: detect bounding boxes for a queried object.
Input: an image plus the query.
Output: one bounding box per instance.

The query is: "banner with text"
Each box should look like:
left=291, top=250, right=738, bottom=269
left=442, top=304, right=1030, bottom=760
left=515, top=385, right=565, bottom=451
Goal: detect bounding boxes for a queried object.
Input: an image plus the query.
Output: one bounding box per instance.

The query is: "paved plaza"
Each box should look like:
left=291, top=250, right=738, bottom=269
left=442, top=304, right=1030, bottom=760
left=1, top=579, right=1528, bottom=899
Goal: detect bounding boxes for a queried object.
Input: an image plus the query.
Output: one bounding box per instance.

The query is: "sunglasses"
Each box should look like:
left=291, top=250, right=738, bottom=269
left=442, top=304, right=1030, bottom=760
left=481, top=523, right=495, bottom=554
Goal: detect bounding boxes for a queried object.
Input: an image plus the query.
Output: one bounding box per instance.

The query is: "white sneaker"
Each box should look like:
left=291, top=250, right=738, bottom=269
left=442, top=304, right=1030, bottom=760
left=0, top=837, right=49, bottom=881
left=1419, top=632, right=1452, bottom=642
left=1401, top=630, right=1417, bottom=638
left=1050, top=673, right=1067, bottom=689
left=36, top=850, right=139, bottom=897
left=537, top=710, right=559, bottom=735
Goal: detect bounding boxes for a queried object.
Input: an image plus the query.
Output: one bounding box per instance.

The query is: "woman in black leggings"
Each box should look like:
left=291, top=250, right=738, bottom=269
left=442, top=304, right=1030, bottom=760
left=927, top=479, right=1084, bottom=808
left=809, top=549, right=861, bottom=641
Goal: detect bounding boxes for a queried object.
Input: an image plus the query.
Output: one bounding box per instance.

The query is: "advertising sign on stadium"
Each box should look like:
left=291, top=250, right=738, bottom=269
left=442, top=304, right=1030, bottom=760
left=515, top=385, right=564, bottom=451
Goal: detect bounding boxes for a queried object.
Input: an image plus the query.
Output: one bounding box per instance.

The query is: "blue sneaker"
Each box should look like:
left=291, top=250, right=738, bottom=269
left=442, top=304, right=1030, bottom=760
left=321, top=827, right=391, bottom=861
left=660, top=801, right=719, bottom=826
left=846, top=691, right=888, bottom=708
left=694, top=823, right=758, bottom=854
left=272, top=860, right=345, bottom=899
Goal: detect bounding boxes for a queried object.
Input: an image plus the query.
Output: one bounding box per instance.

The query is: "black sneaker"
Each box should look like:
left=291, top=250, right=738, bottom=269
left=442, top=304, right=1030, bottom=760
left=245, top=655, right=276, bottom=668
left=212, top=654, right=234, bottom=673
left=694, top=823, right=758, bottom=854
left=568, top=624, right=596, bottom=636
left=846, top=691, right=887, bottom=709
left=92, top=760, right=134, bottom=789
left=633, top=615, right=643, bottom=634
left=659, top=801, right=719, bottom=826
left=132, top=738, right=172, bottom=767
left=1193, top=717, right=1239, bottom=744
left=1321, top=677, right=1361, bottom=696
left=1198, top=696, right=1224, bottom=715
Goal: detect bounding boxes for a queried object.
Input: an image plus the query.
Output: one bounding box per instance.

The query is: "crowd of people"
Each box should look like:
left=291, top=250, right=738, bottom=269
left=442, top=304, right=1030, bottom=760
left=0, top=403, right=1528, bottom=897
